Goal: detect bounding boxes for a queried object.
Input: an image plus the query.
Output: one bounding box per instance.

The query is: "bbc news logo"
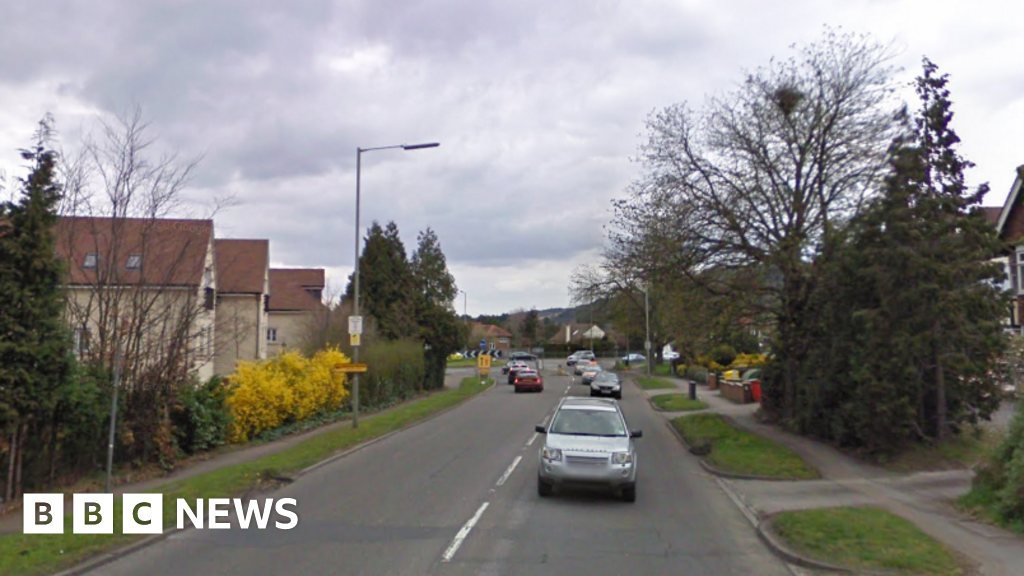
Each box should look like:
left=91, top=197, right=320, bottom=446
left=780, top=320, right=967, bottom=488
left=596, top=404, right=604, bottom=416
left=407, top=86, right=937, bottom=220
left=24, top=494, right=298, bottom=534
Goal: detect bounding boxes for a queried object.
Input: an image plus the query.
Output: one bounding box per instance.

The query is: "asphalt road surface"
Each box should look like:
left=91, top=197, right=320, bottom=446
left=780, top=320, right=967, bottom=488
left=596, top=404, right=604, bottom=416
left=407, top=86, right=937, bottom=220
left=92, top=366, right=793, bottom=576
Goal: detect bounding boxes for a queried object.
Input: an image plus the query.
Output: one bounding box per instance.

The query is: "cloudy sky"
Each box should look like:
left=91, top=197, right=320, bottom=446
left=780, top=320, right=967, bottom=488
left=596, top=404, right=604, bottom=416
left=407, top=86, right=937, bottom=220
left=1, top=1, right=1021, bottom=315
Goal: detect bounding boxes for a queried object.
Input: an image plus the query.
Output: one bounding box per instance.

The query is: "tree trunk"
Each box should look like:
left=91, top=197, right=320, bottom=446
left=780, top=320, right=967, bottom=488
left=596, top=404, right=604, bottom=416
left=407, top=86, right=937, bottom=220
left=4, top=426, right=17, bottom=507
left=14, top=422, right=26, bottom=500
left=935, top=354, right=947, bottom=441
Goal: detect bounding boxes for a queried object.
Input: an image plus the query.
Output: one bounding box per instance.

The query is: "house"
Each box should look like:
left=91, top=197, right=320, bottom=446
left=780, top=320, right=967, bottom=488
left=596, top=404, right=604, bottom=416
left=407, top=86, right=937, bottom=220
left=984, top=165, right=1024, bottom=332
left=549, top=323, right=606, bottom=346
left=56, top=216, right=218, bottom=382
left=266, top=268, right=326, bottom=354
left=469, top=322, right=513, bottom=353
left=213, top=239, right=270, bottom=375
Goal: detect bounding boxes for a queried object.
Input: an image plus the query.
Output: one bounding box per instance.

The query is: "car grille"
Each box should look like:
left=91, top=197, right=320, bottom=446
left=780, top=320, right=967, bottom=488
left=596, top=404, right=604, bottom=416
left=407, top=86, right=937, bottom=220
left=565, top=454, right=608, bottom=466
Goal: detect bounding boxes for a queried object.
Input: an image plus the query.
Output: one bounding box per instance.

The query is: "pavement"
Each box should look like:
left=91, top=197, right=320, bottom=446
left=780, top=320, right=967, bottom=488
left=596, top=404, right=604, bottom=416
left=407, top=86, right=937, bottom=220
left=639, top=372, right=1024, bottom=576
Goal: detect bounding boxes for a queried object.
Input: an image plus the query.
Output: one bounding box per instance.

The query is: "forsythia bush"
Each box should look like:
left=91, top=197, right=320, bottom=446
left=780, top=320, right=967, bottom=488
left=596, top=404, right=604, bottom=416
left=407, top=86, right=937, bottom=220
left=731, top=353, right=767, bottom=369
left=226, top=348, right=350, bottom=442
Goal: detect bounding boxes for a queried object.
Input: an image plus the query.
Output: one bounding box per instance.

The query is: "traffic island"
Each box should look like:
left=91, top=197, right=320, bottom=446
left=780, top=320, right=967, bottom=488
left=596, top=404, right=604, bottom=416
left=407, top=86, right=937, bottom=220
left=670, top=413, right=819, bottom=480
left=0, top=377, right=494, bottom=576
left=762, top=507, right=969, bottom=575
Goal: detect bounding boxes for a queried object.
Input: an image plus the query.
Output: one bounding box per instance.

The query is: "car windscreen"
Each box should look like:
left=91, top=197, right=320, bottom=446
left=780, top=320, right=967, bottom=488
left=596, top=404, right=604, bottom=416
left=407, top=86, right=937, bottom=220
left=549, top=409, right=627, bottom=436
left=594, top=372, right=617, bottom=382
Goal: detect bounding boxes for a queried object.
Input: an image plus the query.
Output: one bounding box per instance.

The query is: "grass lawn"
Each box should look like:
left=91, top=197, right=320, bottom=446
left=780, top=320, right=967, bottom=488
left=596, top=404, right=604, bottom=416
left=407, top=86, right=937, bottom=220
left=446, top=357, right=479, bottom=368
left=635, top=376, right=677, bottom=390
left=0, top=377, right=493, bottom=576
left=772, top=507, right=963, bottom=575
left=671, top=413, right=818, bottom=479
left=651, top=394, right=707, bottom=412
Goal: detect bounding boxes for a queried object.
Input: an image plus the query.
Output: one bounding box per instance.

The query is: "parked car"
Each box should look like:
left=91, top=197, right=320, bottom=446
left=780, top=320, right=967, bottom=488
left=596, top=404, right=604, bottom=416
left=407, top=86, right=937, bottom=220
left=581, top=364, right=604, bottom=386
left=535, top=397, right=642, bottom=502
left=663, top=350, right=680, bottom=361
left=507, top=361, right=530, bottom=384
left=590, top=371, right=622, bottom=399
left=514, top=369, right=544, bottom=393
left=621, top=353, right=646, bottom=365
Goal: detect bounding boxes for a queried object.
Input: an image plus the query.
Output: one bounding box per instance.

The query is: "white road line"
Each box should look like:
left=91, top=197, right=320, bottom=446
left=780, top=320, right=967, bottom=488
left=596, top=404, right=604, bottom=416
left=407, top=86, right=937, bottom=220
left=496, top=455, right=523, bottom=487
left=525, top=432, right=539, bottom=447
left=442, top=502, right=490, bottom=562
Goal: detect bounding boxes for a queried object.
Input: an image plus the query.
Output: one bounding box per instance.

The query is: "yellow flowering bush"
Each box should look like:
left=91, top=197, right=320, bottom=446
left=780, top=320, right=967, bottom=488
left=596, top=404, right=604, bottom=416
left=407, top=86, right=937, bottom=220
left=226, top=348, right=350, bottom=442
left=730, top=353, right=767, bottom=369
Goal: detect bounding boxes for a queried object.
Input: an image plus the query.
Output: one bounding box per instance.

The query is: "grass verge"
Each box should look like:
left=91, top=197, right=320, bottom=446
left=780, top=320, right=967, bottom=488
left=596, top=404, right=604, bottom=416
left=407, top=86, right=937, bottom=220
left=446, top=358, right=479, bottom=368
left=651, top=394, right=707, bottom=412
left=671, top=413, right=818, bottom=479
left=956, top=484, right=1024, bottom=534
left=880, top=427, right=1004, bottom=473
left=0, top=377, right=493, bottom=576
left=772, top=507, right=963, bottom=575
left=635, top=377, right=677, bottom=390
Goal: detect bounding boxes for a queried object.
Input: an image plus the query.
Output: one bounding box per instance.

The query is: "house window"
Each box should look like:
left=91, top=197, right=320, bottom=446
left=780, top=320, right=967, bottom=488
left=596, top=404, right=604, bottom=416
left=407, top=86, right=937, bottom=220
left=1017, top=248, right=1024, bottom=294
left=83, top=253, right=98, bottom=269
left=267, top=327, right=278, bottom=343
left=73, top=327, right=91, bottom=358
left=126, top=254, right=142, bottom=270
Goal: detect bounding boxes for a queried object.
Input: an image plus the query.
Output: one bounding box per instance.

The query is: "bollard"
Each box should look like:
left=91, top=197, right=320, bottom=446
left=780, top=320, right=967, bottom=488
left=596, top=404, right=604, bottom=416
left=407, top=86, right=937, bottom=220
left=689, top=381, right=697, bottom=401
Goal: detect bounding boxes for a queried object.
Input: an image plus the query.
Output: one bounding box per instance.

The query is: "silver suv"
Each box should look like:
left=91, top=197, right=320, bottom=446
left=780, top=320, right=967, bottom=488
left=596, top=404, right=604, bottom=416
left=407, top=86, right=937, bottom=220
left=535, top=397, right=642, bottom=502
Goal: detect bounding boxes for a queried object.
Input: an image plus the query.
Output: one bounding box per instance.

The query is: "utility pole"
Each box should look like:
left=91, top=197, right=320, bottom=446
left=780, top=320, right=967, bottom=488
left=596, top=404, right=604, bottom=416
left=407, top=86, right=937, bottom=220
left=105, top=340, right=123, bottom=493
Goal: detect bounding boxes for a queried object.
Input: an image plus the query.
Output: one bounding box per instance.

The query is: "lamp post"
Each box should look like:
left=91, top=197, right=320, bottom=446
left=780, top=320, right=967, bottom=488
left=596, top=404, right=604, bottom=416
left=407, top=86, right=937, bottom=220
left=641, top=281, right=652, bottom=376
left=352, top=142, right=439, bottom=428
left=459, top=289, right=468, bottom=345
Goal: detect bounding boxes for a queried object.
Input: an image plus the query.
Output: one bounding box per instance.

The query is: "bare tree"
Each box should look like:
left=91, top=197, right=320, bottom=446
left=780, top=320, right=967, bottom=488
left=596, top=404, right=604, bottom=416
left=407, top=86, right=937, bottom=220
left=611, top=29, right=904, bottom=419
left=57, top=107, right=216, bottom=464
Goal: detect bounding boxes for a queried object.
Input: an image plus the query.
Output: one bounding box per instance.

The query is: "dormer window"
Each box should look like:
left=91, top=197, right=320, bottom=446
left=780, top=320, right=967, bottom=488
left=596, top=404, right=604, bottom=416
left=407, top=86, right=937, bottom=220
left=83, top=253, right=98, bottom=269
left=126, top=254, right=142, bottom=270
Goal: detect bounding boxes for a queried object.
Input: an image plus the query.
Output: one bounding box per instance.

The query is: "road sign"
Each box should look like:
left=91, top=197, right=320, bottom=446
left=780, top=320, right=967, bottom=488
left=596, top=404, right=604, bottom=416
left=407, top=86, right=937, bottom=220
left=645, top=340, right=651, bottom=350
left=480, top=339, right=487, bottom=349
left=334, top=363, right=368, bottom=373
left=478, top=354, right=491, bottom=369
left=350, top=333, right=361, bottom=347
left=349, top=316, right=363, bottom=335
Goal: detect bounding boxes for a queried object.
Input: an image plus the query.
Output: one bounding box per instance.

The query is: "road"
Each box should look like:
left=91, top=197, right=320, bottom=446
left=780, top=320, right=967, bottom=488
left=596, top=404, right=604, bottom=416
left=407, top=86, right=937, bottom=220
left=92, top=365, right=793, bottom=576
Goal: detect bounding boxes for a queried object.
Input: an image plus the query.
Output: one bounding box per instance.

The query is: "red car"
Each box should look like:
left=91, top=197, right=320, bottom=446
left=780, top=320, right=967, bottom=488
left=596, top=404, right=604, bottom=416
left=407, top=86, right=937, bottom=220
left=514, top=369, right=544, bottom=393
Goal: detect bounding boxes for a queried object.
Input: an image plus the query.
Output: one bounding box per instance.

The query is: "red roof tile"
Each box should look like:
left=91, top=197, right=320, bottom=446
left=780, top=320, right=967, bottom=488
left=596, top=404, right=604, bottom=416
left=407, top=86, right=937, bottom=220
left=268, top=268, right=325, bottom=311
left=56, top=216, right=212, bottom=286
left=215, top=239, right=268, bottom=294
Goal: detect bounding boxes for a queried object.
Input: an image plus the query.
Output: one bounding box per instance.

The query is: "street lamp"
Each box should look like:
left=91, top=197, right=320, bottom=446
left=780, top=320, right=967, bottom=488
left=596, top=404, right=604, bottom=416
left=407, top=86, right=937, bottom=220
left=640, top=281, right=652, bottom=376
left=352, top=141, right=439, bottom=428
left=459, top=289, right=468, bottom=345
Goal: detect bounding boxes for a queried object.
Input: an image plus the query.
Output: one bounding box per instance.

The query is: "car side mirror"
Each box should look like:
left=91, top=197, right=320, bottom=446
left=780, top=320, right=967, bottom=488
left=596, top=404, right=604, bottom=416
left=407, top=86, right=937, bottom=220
left=535, top=425, right=547, bottom=434
left=630, top=429, right=643, bottom=438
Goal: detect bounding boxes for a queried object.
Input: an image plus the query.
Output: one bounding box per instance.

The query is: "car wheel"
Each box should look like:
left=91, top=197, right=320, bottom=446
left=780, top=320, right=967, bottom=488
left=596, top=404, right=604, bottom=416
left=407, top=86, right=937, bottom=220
left=538, top=476, right=553, bottom=497
left=514, top=387, right=521, bottom=394
left=621, top=484, right=636, bottom=503
left=589, top=389, right=596, bottom=397
left=614, top=392, right=622, bottom=400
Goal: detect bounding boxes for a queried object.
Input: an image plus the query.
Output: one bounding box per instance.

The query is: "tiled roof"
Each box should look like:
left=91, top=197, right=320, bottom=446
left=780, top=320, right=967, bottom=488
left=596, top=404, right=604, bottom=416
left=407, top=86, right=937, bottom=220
left=472, top=322, right=513, bottom=338
left=268, top=268, right=325, bottom=312
left=56, top=216, right=212, bottom=286
left=215, top=239, right=268, bottom=294
left=981, top=206, right=1001, bottom=227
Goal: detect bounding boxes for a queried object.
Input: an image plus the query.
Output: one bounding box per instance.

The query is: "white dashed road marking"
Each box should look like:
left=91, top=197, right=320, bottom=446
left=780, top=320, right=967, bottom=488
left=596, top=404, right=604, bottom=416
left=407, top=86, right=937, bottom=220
left=496, top=456, right=522, bottom=487
left=442, top=502, right=489, bottom=562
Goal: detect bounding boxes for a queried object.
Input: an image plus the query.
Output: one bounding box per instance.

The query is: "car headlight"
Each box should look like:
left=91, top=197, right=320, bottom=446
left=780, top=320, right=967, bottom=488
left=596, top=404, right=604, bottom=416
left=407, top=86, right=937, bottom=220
left=542, top=448, right=562, bottom=462
left=611, top=452, right=632, bottom=465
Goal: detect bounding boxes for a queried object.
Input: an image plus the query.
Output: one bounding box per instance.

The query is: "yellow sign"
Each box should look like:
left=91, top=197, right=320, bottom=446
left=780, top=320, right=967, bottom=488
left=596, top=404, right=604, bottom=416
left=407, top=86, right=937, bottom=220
left=334, top=363, right=368, bottom=373
left=350, top=333, right=361, bottom=346
left=477, top=354, right=491, bottom=369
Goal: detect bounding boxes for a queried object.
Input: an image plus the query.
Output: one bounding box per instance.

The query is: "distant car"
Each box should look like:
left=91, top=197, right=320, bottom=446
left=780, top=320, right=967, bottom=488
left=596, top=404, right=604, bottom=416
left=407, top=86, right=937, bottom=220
left=514, top=369, right=544, bottom=393
left=591, top=371, right=622, bottom=399
left=448, top=352, right=465, bottom=361
left=502, top=360, right=517, bottom=375
left=536, top=396, right=642, bottom=502
left=581, top=364, right=604, bottom=386
left=511, top=351, right=538, bottom=362
left=574, top=359, right=598, bottom=376
left=663, top=351, right=680, bottom=361
left=566, top=350, right=595, bottom=367
left=621, top=353, right=645, bottom=365
left=507, top=361, right=530, bottom=384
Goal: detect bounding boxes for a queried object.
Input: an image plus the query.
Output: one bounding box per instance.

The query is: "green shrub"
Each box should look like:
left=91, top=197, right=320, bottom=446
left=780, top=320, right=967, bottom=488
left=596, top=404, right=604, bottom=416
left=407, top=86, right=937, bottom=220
left=710, top=344, right=738, bottom=368
left=966, top=401, right=1024, bottom=527
left=172, top=376, right=232, bottom=455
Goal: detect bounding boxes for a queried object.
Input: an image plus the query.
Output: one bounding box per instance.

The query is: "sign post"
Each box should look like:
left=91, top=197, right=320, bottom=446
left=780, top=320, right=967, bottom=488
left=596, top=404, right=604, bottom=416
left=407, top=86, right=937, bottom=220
left=477, top=352, right=491, bottom=385
left=348, top=315, right=363, bottom=427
